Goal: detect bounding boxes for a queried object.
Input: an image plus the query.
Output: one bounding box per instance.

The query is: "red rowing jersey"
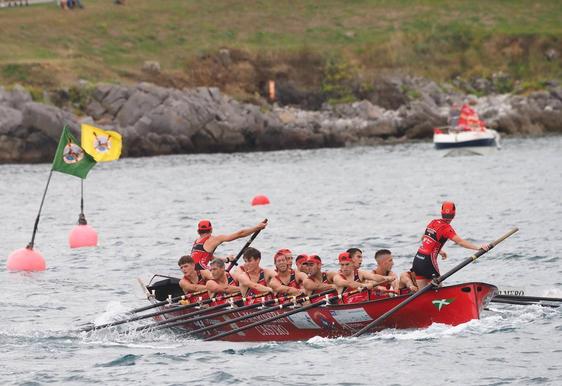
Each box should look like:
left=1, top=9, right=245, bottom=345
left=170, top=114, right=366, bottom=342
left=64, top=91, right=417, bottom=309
left=275, top=269, right=300, bottom=289
left=338, top=270, right=368, bottom=304
left=191, top=235, right=213, bottom=270
left=240, top=266, right=268, bottom=298
left=183, top=271, right=209, bottom=302
left=310, top=272, right=331, bottom=301
left=416, top=219, right=457, bottom=270
left=210, top=272, right=239, bottom=301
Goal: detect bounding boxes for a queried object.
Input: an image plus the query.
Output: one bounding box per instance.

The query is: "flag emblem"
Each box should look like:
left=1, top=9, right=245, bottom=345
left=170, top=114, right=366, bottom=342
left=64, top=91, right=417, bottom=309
left=81, top=123, right=122, bottom=162
left=63, top=141, right=85, bottom=164
left=93, top=133, right=111, bottom=153
left=431, top=298, right=455, bottom=311
left=52, top=126, right=96, bottom=179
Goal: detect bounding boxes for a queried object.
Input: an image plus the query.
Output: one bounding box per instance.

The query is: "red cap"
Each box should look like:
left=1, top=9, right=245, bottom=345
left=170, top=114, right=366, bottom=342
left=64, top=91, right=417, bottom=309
left=441, top=201, right=456, bottom=219
left=295, top=254, right=308, bottom=264
left=198, top=220, right=212, bottom=232
left=275, top=248, right=292, bottom=258
left=338, top=252, right=351, bottom=263
left=305, top=255, right=322, bottom=265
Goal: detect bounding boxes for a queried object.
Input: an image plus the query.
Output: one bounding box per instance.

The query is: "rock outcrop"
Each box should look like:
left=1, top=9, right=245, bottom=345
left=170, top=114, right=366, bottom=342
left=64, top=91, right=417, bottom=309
left=1, top=77, right=561, bottom=163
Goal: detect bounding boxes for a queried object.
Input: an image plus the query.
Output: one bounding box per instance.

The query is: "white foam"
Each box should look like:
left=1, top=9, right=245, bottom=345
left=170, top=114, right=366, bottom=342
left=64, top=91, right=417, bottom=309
left=542, top=288, right=562, bottom=298
left=92, top=301, right=131, bottom=326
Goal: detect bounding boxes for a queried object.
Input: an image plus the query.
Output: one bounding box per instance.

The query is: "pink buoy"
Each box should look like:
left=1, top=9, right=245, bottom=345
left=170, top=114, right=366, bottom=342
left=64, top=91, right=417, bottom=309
left=251, top=195, right=270, bottom=206
left=6, top=247, right=46, bottom=272
left=69, top=224, right=98, bottom=249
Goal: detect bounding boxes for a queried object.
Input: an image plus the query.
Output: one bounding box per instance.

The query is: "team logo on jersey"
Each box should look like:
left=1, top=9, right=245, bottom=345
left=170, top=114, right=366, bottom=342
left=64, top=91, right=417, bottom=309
left=63, top=142, right=84, bottom=164
left=431, top=298, right=455, bottom=311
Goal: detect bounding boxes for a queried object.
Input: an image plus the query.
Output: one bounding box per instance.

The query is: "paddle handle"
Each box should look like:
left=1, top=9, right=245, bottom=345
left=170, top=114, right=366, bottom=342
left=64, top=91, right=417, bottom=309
left=226, top=219, right=267, bottom=272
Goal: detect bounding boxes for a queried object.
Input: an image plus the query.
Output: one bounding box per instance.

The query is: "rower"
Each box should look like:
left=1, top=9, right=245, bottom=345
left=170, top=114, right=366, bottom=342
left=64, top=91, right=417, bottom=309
left=302, top=255, right=335, bottom=296
left=347, top=248, right=363, bottom=270
left=233, top=247, right=274, bottom=299
left=206, top=258, right=240, bottom=298
left=411, top=201, right=490, bottom=288
left=372, top=249, right=400, bottom=293
left=276, top=248, right=293, bottom=267
left=191, top=219, right=267, bottom=270
left=295, top=254, right=309, bottom=273
left=333, top=252, right=392, bottom=303
left=178, top=255, right=212, bottom=301
left=269, top=250, right=307, bottom=296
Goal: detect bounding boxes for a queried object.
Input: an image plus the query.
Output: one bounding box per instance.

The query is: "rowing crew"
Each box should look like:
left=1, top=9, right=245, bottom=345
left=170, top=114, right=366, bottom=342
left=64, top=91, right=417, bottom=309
left=179, top=200, right=491, bottom=304
left=178, top=246, right=405, bottom=305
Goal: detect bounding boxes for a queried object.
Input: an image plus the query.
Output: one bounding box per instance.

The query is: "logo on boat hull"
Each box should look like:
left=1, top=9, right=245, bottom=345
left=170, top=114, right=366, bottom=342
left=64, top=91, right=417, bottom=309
left=432, top=298, right=455, bottom=311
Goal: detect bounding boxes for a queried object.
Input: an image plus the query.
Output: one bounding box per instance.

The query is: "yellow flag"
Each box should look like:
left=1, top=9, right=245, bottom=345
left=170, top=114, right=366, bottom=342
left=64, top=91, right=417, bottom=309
left=81, top=124, right=122, bottom=162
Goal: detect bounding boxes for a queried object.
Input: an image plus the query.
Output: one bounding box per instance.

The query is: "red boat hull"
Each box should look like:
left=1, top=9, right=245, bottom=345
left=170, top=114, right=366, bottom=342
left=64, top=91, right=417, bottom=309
left=151, top=282, right=496, bottom=342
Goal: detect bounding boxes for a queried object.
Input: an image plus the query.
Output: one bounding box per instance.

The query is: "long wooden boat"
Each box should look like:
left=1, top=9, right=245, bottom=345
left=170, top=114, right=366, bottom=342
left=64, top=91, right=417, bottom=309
left=143, top=276, right=497, bottom=342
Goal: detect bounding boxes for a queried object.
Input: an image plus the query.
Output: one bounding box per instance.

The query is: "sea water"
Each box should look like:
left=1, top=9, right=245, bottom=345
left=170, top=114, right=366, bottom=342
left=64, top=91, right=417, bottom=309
left=1, top=137, right=561, bottom=385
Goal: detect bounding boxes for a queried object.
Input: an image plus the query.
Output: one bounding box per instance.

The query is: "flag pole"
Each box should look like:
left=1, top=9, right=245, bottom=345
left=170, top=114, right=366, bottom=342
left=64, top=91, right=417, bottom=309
left=28, top=169, right=54, bottom=250
left=78, top=179, right=87, bottom=225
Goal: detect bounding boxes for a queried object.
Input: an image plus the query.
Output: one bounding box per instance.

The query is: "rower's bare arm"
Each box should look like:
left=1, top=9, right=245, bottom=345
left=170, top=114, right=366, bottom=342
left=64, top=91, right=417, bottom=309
left=205, top=280, right=222, bottom=293
left=225, top=285, right=240, bottom=294
left=237, top=271, right=273, bottom=293
left=451, top=235, right=490, bottom=251
left=361, top=270, right=391, bottom=285
left=213, top=221, right=268, bottom=245
left=399, top=272, right=418, bottom=292
left=334, top=275, right=364, bottom=290
left=296, top=271, right=308, bottom=285
left=268, top=277, right=284, bottom=292
left=264, top=268, right=277, bottom=285
left=179, top=279, right=206, bottom=294
left=303, top=278, right=318, bottom=292
left=304, top=278, right=335, bottom=293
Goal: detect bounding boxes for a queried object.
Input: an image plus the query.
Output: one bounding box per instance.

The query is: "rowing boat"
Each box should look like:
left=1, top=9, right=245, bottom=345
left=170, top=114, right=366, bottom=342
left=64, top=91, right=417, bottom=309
left=142, top=276, right=497, bottom=342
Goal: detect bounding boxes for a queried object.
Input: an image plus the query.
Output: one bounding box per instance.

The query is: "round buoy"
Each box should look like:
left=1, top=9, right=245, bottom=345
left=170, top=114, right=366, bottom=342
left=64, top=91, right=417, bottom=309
left=6, top=247, right=46, bottom=272
left=251, top=195, right=270, bottom=206
left=69, top=224, right=98, bottom=249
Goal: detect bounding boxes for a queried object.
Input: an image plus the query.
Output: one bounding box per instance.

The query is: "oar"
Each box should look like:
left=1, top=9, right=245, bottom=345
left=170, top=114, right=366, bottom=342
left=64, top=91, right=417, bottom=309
left=132, top=292, right=271, bottom=332
left=490, top=298, right=560, bottom=308
left=78, top=291, right=241, bottom=332
left=353, top=227, right=519, bottom=337
left=494, top=294, right=562, bottom=303
left=204, top=289, right=361, bottom=341
left=127, top=289, right=208, bottom=315
left=226, top=219, right=267, bottom=272
left=187, top=289, right=337, bottom=337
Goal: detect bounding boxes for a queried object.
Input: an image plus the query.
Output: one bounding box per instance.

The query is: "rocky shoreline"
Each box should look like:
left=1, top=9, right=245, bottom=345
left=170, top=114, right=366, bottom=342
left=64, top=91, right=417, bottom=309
left=1, top=77, right=561, bottom=163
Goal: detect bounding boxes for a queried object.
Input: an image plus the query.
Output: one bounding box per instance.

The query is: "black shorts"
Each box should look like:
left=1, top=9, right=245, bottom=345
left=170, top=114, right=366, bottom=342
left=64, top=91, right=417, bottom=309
left=411, top=253, right=440, bottom=279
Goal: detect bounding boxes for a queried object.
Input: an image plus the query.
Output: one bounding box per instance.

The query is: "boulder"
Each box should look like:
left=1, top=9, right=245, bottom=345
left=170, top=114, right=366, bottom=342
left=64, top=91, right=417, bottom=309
left=21, top=102, right=71, bottom=141
left=116, top=89, right=161, bottom=127
left=0, top=105, right=23, bottom=135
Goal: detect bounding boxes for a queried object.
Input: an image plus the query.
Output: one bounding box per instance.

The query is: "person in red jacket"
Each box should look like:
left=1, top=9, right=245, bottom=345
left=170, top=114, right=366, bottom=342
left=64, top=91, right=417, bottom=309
left=411, top=201, right=490, bottom=288
left=190, top=219, right=267, bottom=270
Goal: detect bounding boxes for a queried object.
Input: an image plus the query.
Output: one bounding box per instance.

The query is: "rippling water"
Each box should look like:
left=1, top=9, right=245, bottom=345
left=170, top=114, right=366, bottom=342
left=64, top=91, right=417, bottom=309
left=1, top=137, right=561, bottom=385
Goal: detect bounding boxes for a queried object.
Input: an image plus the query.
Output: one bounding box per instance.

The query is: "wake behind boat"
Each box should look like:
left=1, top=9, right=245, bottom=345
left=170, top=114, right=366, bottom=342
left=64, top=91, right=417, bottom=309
left=434, top=104, right=501, bottom=156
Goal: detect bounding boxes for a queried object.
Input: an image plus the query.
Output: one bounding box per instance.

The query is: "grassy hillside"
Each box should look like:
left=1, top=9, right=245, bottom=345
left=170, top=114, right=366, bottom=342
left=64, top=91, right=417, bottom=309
left=1, top=0, right=561, bottom=98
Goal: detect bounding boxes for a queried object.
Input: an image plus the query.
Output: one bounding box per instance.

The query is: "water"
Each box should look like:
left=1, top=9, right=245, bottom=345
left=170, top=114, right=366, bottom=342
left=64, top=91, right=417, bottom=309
left=1, top=137, right=561, bottom=385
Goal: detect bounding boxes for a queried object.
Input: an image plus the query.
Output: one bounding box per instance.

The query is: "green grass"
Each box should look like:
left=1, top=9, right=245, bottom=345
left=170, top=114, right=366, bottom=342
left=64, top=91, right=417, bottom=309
left=0, top=0, right=560, bottom=92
